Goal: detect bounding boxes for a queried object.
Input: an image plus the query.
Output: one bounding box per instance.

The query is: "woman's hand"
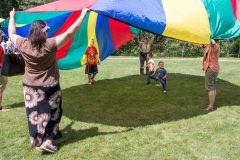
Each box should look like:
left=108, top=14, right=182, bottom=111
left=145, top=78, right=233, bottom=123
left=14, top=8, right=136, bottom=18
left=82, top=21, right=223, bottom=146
left=9, top=8, right=16, bottom=18
left=81, top=8, right=90, bottom=17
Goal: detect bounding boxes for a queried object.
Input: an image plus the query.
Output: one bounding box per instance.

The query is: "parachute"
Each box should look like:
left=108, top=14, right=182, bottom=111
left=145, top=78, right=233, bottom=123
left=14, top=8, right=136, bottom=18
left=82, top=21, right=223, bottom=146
left=91, top=0, right=240, bottom=44
left=1, top=0, right=240, bottom=70
left=1, top=0, right=139, bottom=70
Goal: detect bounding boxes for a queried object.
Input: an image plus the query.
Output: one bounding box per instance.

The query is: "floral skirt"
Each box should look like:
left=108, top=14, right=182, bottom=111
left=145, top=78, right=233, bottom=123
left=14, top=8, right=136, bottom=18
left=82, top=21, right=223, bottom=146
left=23, top=80, right=63, bottom=148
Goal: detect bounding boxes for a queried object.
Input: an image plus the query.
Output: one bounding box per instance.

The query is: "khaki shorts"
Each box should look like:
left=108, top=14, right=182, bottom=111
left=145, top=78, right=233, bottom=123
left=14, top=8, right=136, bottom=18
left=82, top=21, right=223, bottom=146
left=0, top=75, right=8, bottom=92
left=205, top=68, right=218, bottom=92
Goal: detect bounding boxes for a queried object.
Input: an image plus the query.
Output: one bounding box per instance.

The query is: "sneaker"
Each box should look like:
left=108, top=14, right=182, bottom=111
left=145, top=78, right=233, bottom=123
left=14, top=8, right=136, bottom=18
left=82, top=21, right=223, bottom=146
left=155, top=78, right=158, bottom=82
left=88, top=81, right=92, bottom=86
left=163, top=89, right=167, bottom=92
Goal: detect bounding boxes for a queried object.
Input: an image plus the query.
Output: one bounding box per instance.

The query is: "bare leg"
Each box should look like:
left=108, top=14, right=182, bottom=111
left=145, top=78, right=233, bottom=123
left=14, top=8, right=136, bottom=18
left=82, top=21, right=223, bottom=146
left=0, top=92, right=3, bottom=107
left=92, top=73, right=97, bottom=79
left=88, top=74, right=92, bottom=82
left=207, top=89, right=216, bottom=109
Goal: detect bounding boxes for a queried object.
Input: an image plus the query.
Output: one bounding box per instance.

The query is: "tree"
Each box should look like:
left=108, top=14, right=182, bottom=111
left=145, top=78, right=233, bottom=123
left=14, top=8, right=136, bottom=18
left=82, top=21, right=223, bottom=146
left=0, top=0, right=56, bottom=19
left=0, top=0, right=19, bottom=18
left=226, top=39, right=230, bottom=57
left=16, top=0, right=56, bottom=10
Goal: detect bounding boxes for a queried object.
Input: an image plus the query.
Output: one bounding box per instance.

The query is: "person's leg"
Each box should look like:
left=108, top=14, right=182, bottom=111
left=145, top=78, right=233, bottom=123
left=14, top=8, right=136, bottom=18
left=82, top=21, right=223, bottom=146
left=92, top=73, right=97, bottom=79
left=205, top=68, right=218, bottom=110
left=146, top=71, right=151, bottom=84
left=91, top=65, right=98, bottom=82
left=87, top=66, right=93, bottom=85
left=208, top=90, right=216, bottom=109
left=140, top=56, right=144, bottom=74
left=0, top=92, right=3, bottom=107
left=150, top=71, right=156, bottom=80
left=159, top=78, right=166, bottom=91
left=162, top=79, right=167, bottom=89
left=88, top=74, right=92, bottom=84
left=145, top=58, right=148, bottom=74
left=0, top=76, right=8, bottom=111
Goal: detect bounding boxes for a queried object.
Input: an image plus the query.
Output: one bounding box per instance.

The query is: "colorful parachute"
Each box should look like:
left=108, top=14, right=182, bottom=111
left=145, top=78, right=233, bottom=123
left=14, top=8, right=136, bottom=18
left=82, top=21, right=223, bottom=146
left=91, top=0, right=240, bottom=44
left=1, top=0, right=139, bottom=70
left=1, top=0, right=240, bottom=70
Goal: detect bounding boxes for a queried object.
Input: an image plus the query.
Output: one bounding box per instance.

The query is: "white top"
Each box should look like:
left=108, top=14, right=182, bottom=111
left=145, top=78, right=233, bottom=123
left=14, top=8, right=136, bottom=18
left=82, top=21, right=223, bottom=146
left=147, top=58, right=154, bottom=67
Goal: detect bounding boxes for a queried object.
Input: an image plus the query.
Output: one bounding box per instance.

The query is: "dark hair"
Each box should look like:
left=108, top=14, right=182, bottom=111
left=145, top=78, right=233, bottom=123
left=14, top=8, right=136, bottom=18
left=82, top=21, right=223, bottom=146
left=147, top=52, right=152, bottom=57
left=28, top=20, right=47, bottom=52
left=158, top=61, right=164, bottom=65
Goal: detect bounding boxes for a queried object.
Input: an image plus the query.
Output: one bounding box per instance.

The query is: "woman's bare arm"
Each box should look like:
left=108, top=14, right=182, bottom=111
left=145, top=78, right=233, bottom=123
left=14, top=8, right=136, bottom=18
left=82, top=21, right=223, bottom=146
left=8, top=8, right=20, bottom=46
left=56, top=8, right=89, bottom=50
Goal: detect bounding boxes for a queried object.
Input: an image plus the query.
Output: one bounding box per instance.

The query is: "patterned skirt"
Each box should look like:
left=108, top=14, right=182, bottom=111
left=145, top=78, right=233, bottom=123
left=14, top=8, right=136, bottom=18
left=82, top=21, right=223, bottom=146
left=23, top=80, right=63, bottom=148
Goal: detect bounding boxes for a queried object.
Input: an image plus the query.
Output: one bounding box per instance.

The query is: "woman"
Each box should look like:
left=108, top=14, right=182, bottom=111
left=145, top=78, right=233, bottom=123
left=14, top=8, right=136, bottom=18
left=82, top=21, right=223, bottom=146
left=137, top=34, right=155, bottom=75
left=8, top=8, right=89, bottom=153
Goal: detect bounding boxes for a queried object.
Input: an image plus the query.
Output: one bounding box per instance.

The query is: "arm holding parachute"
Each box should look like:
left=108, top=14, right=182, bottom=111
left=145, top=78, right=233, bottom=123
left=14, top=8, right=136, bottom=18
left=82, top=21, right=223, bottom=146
left=56, top=8, right=89, bottom=50
left=8, top=8, right=20, bottom=46
left=149, top=34, right=155, bottom=44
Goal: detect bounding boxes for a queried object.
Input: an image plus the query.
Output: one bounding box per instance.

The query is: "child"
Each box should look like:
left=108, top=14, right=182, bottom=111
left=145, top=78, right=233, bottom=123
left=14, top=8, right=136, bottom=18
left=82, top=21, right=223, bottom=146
left=85, top=39, right=100, bottom=85
left=151, top=61, right=168, bottom=92
left=142, top=53, right=157, bottom=85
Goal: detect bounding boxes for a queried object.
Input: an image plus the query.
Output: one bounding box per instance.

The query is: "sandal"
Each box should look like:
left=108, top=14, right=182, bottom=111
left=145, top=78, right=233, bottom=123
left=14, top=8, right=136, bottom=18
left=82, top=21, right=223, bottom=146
left=0, top=106, right=10, bottom=112
left=204, top=105, right=215, bottom=111
left=40, top=143, right=58, bottom=153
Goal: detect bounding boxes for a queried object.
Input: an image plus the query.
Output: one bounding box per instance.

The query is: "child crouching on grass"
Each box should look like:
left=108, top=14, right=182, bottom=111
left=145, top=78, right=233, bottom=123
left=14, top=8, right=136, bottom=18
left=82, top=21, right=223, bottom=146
left=142, top=53, right=157, bottom=85
left=151, top=61, right=168, bottom=92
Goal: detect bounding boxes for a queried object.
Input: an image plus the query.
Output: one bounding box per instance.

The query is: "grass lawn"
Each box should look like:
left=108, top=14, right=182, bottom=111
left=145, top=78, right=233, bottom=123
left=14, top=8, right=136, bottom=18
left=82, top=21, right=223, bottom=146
left=0, top=57, right=240, bottom=160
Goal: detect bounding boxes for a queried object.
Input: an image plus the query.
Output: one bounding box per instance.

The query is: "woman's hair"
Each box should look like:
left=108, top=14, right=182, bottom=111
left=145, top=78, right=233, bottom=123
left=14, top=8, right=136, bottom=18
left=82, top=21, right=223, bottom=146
left=28, top=20, right=47, bottom=52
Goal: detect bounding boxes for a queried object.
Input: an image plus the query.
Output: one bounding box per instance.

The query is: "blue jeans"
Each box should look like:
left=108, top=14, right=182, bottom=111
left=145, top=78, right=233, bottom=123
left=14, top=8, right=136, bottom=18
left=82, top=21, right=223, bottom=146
left=158, top=77, right=167, bottom=89
left=147, top=71, right=156, bottom=84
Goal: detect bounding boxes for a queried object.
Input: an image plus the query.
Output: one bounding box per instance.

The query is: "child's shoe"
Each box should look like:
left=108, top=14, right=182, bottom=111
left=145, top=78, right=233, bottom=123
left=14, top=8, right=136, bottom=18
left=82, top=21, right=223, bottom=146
left=163, top=88, right=167, bottom=92
left=88, top=81, right=92, bottom=86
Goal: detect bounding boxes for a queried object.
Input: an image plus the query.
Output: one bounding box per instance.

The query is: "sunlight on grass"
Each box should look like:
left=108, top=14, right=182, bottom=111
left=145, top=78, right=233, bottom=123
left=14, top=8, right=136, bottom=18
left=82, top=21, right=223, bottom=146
left=0, top=58, right=240, bottom=159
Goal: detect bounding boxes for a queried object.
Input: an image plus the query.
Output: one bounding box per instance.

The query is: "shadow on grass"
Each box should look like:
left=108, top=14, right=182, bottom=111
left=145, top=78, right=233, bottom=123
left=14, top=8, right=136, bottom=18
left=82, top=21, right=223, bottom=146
left=51, top=122, right=133, bottom=151
left=7, top=102, right=25, bottom=109
left=62, top=73, right=240, bottom=127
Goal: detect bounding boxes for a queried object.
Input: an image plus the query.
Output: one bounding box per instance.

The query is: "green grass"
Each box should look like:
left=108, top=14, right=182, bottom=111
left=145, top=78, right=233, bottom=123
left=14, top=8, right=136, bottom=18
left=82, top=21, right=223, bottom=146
left=1, top=58, right=240, bottom=160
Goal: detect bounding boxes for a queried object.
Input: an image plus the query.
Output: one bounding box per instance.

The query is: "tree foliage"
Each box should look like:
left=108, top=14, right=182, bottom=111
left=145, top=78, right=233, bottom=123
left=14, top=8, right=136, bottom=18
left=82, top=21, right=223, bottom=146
left=0, top=0, right=56, bottom=18
left=16, top=0, right=56, bottom=10
left=114, top=31, right=240, bottom=58
left=0, top=0, right=19, bottom=18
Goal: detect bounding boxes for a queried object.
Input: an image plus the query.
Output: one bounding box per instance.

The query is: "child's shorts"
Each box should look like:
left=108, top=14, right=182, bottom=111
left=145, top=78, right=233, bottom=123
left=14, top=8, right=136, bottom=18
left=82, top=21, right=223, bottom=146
left=85, top=64, right=98, bottom=75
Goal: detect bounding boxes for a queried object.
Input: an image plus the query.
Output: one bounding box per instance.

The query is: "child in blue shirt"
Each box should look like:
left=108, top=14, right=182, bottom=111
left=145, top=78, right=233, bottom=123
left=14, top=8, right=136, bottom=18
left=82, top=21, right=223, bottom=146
left=151, top=61, right=168, bottom=92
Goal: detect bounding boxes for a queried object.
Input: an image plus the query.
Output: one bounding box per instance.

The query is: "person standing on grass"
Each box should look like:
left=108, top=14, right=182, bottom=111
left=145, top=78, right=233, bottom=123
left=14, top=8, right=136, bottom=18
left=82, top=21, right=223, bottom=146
left=194, top=39, right=220, bottom=111
left=8, top=8, right=89, bottom=153
left=142, top=52, right=157, bottom=85
left=0, top=45, right=9, bottom=112
left=85, top=39, right=100, bottom=86
left=151, top=61, right=167, bottom=92
left=137, top=34, right=155, bottom=75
